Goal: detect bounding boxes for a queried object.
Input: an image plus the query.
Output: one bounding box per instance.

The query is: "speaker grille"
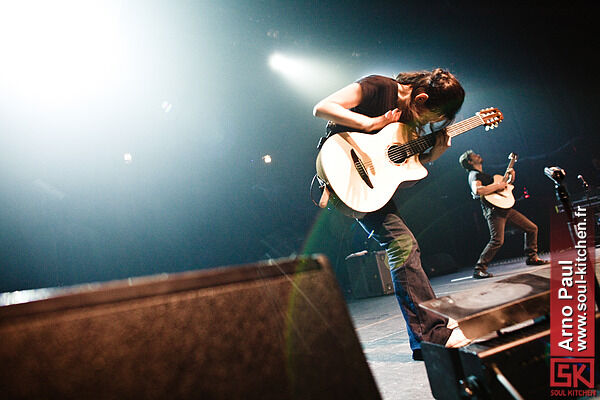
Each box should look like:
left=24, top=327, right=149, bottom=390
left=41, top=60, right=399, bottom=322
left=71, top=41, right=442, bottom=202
left=0, top=255, right=381, bottom=400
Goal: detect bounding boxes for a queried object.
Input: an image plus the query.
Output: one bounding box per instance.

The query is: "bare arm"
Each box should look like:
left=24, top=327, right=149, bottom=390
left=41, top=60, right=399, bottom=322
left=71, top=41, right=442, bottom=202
left=471, top=179, right=508, bottom=196
left=313, top=83, right=400, bottom=132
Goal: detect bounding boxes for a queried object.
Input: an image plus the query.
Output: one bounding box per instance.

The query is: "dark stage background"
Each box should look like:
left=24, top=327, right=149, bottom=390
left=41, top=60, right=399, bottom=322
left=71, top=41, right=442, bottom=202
left=0, top=1, right=598, bottom=292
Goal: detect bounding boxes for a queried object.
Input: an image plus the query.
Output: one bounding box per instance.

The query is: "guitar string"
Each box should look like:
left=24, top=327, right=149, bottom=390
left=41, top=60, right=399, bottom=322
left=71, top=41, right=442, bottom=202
left=386, top=116, right=481, bottom=157
left=386, top=116, right=489, bottom=160
left=359, top=115, right=491, bottom=168
left=501, top=156, right=517, bottom=181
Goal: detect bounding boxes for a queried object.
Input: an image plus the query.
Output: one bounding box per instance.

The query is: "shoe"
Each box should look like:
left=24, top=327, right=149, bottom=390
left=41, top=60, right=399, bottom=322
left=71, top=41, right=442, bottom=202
left=447, top=317, right=458, bottom=330
left=412, top=349, right=423, bottom=361
left=526, top=256, right=549, bottom=265
left=473, top=270, right=493, bottom=279
left=445, top=327, right=471, bottom=348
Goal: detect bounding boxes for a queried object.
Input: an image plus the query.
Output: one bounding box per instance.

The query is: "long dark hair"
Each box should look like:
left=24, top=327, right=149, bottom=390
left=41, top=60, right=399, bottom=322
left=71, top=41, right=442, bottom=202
left=395, top=68, right=465, bottom=128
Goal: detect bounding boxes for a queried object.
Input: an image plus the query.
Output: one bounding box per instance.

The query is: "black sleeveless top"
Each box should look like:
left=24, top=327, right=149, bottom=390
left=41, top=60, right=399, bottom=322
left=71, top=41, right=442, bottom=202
left=325, top=75, right=399, bottom=136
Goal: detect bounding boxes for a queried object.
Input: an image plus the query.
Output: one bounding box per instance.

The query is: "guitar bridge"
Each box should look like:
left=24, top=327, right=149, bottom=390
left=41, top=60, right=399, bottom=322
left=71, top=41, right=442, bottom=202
left=350, top=149, right=374, bottom=189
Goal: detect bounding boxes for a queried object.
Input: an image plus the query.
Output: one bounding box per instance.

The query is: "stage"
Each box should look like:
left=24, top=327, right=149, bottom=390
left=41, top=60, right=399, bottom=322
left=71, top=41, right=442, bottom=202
left=347, top=255, right=553, bottom=400
left=1, top=251, right=597, bottom=399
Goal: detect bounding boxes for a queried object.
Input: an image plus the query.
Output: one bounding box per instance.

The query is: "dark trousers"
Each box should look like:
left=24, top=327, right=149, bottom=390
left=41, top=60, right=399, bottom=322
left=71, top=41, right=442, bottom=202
left=358, top=202, right=451, bottom=350
left=476, top=204, right=538, bottom=270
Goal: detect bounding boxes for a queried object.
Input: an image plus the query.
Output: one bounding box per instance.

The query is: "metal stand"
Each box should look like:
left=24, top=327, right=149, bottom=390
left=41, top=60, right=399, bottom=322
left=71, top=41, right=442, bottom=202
left=553, top=182, right=578, bottom=247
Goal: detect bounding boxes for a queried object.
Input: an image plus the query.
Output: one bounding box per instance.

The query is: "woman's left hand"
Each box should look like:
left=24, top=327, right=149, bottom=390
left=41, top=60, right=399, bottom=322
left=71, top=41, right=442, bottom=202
left=425, top=130, right=451, bottom=162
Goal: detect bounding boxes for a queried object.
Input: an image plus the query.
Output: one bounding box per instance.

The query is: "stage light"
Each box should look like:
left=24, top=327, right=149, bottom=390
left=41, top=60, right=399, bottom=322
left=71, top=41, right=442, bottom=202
left=268, top=53, right=316, bottom=80
left=544, top=166, right=566, bottom=186
left=0, top=0, right=122, bottom=104
left=124, top=153, right=133, bottom=164
left=268, top=52, right=340, bottom=96
left=262, top=154, right=272, bottom=164
left=268, top=53, right=294, bottom=73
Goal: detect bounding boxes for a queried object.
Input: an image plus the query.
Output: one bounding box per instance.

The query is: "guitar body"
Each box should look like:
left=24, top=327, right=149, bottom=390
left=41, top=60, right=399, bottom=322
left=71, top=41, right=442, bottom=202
left=484, top=174, right=515, bottom=209
left=314, top=107, right=503, bottom=216
left=316, top=122, right=428, bottom=216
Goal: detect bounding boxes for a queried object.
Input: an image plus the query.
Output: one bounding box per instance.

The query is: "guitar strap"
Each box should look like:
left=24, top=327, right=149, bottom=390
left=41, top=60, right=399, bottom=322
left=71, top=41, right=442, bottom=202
left=316, top=136, right=327, bottom=150
left=316, top=125, right=334, bottom=150
left=312, top=123, right=335, bottom=207
left=317, top=121, right=356, bottom=150
left=310, top=173, right=329, bottom=208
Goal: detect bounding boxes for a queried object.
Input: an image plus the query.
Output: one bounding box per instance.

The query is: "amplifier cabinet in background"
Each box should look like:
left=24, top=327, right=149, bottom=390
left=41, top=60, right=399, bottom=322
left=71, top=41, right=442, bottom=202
left=346, top=251, right=394, bottom=299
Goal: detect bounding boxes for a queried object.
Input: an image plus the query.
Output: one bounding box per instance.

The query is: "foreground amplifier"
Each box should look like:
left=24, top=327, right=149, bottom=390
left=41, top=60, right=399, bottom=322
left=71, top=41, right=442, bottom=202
left=424, top=314, right=600, bottom=399
left=421, top=268, right=553, bottom=399
left=0, top=255, right=381, bottom=400
left=423, top=318, right=551, bottom=400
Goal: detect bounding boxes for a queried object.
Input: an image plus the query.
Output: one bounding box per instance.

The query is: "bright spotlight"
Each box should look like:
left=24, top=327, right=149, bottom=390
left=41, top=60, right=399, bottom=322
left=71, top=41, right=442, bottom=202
left=262, top=154, right=272, bottom=164
left=268, top=52, right=340, bottom=96
left=269, top=53, right=305, bottom=75
left=268, top=53, right=287, bottom=71
left=0, top=1, right=122, bottom=104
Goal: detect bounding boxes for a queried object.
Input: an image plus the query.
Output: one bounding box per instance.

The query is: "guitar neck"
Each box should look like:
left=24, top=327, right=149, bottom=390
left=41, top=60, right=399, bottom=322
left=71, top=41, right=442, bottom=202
left=502, top=158, right=517, bottom=182
left=446, top=115, right=487, bottom=138
left=404, top=115, right=485, bottom=158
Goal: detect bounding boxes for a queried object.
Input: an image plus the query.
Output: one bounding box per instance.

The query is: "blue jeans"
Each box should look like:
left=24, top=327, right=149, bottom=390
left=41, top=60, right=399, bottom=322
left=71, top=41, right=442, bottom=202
left=358, top=201, right=451, bottom=350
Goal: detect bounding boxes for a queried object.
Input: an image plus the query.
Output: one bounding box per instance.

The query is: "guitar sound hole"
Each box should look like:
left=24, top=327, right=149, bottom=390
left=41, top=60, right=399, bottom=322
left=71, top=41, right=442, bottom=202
left=350, top=149, right=374, bottom=189
left=388, top=145, right=408, bottom=164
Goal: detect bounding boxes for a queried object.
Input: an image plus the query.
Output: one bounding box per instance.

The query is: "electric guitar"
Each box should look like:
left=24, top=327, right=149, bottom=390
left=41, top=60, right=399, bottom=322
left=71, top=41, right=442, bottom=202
left=483, top=153, right=518, bottom=209
left=316, top=107, right=503, bottom=217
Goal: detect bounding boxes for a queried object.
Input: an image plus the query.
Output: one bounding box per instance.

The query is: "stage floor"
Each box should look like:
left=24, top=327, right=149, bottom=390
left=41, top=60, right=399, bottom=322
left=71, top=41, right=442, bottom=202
left=346, top=255, right=553, bottom=400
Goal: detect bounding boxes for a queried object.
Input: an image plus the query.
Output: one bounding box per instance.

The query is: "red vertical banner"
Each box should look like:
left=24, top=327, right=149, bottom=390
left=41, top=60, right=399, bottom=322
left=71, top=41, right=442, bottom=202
left=550, top=205, right=595, bottom=394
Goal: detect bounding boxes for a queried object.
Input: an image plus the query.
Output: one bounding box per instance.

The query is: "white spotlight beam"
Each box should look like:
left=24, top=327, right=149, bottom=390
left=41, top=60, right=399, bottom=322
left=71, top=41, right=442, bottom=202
left=268, top=52, right=341, bottom=97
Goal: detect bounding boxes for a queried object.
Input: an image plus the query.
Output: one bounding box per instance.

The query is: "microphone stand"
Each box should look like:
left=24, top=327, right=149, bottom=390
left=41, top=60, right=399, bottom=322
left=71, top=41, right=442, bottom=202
left=575, top=175, right=599, bottom=309
left=553, top=181, right=578, bottom=248
left=559, top=173, right=600, bottom=310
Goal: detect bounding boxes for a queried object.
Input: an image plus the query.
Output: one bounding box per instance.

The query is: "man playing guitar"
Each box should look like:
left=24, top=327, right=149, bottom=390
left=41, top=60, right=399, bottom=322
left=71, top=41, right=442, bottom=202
left=458, top=150, right=548, bottom=279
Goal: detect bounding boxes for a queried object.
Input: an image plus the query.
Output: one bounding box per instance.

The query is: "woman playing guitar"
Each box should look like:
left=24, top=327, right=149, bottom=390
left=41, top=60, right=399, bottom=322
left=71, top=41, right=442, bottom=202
left=313, top=69, right=470, bottom=360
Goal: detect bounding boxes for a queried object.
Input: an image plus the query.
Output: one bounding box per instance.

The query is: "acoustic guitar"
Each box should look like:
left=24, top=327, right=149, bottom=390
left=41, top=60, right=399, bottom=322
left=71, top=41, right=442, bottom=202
left=316, top=107, right=503, bottom=217
left=483, top=153, right=518, bottom=209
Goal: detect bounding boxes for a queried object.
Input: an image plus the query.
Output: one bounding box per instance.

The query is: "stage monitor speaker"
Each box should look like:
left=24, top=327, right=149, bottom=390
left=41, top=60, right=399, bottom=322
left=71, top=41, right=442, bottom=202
left=345, top=251, right=394, bottom=299
left=421, top=269, right=554, bottom=399
left=423, top=318, right=552, bottom=400
left=0, top=255, right=381, bottom=400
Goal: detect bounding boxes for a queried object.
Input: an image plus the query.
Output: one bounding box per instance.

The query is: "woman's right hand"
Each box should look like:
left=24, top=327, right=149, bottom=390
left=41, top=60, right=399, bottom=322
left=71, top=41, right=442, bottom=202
left=368, top=108, right=400, bottom=131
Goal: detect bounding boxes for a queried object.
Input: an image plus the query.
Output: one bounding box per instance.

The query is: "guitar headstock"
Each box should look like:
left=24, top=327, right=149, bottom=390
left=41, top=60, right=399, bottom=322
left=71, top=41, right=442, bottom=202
left=477, top=107, right=503, bottom=131
left=508, top=152, right=518, bottom=162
